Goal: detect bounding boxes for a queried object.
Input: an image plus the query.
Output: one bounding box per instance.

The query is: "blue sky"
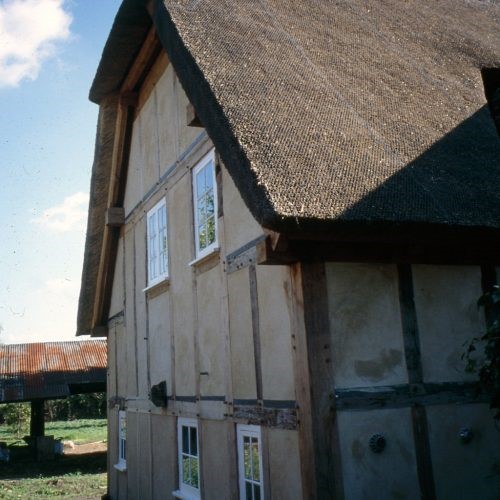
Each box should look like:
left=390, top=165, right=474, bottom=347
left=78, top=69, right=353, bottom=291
left=0, top=0, right=121, bottom=344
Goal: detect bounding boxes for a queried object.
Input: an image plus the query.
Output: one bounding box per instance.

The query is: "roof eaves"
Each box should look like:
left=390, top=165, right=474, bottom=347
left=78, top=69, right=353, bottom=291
left=89, top=0, right=152, bottom=103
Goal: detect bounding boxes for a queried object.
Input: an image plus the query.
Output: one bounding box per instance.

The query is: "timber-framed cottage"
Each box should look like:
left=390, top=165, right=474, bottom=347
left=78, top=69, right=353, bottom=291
left=77, top=1, right=500, bottom=498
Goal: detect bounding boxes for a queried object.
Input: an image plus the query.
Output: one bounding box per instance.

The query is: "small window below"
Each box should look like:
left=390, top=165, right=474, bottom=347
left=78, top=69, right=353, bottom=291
left=237, top=425, right=264, bottom=500
left=174, top=417, right=200, bottom=499
left=147, top=198, right=168, bottom=286
left=114, top=410, right=127, bottom=472
left=193, top=150, right=218, bottom=259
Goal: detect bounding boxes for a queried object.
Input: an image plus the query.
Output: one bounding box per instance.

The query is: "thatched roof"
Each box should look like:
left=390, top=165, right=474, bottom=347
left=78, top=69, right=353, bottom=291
left=78, top=0, right=500, bottom=335
left=92, top=0, right=500, bottom=237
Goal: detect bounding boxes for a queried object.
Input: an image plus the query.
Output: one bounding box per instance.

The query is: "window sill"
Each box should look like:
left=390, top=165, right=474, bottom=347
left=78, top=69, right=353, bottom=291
left=114, top=461, right=127, bottom=472
left=143, top=277, right=170, bottom=297
left=172, top=490, right=200, bottom=500
left=188, top=247, right=220, bottom=268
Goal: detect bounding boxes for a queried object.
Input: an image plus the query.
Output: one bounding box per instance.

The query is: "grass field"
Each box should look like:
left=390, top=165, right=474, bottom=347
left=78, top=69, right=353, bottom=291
left=0, top=418, right=107, bottom=446
left=0, top=419, right=107, bottom=498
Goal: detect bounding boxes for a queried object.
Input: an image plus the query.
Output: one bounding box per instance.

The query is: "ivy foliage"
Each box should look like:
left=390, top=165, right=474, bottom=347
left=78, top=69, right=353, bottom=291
left=463, top=285, right=500, bottom=419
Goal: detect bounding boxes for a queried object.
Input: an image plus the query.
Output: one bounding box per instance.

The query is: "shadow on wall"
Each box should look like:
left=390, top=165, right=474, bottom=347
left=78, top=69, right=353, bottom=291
left=340, top=105, right=500, bottom=228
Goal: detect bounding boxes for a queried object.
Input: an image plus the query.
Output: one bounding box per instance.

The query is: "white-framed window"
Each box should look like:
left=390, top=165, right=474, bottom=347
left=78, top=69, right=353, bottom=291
left=192, top=150, right=218, bottom=259
left=147, top=198, right=168, bottom=286
left=175, top=417, right=200, bottom=499
left=115, top=410, right=127, bottom=471
left=237, top=425, right=263, bottom=500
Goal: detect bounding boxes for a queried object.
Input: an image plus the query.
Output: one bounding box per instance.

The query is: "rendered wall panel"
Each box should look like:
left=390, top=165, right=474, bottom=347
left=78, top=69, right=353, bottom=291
left=139, top=93, right=161, bottom=196
left=257, top=266, right=295, bottom=401
left=168, top=174, right=196, bottom=396
left=197, top=265, right=225, bottom=396
left=427, top=404, right=500, bottom=499
left=134, top=217, right=149, bottom=398
left=137, top=413, right=153, bottom=499
left=124, top=122, right=144, bottom=215
left=175, top=74, right=204, bottom=152
left=148, top=291, right=171, bottom=390
left=108, top=326, right=117, bottom=399
left=124, top=228, right=138, bottom=397
left=157, top=64, right=180, bottom=175
left=115, top=322, right=127, bottom=397
left=337, top=408, right=420, bottom=500
left=151, top=414, right=177, bottom=499
left=227, top=269, right=257, bottom=399
left=201, top=420, right=235, bottom=500
left=267, top=429, right=302, bottom=500
left=127, top=411, right=139, bottom=499
left=221, top=166, right=263, bottom=254
left=325, top=263, right=408, bottom=388
left=108, top=407, right=119, bottom=500
left=413, top=265, right=484, bottom=383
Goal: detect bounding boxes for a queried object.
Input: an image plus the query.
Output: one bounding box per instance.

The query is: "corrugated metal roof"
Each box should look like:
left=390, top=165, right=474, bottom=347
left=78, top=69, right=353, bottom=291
left=0, top=340, right=107, bottom=403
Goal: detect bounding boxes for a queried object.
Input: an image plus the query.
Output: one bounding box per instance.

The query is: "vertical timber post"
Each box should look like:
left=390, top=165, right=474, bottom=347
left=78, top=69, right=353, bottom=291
left=30, top=399, right=45, bottom=437
left=290, top=262, right=343, bottom=499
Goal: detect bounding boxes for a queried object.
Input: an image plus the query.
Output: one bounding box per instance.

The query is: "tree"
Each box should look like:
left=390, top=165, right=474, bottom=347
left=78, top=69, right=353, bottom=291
left=463, top=285, right=500, bottom=420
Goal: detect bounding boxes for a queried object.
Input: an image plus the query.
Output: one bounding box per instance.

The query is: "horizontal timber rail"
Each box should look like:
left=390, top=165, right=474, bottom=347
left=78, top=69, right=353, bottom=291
left=335, top=382, right=488, bottom=411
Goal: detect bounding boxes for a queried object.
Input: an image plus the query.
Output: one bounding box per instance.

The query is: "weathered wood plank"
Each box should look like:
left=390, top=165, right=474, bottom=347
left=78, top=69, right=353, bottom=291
left=225, top=235, right=266, bottom=274
left=233, top=405, right=297, bottom=430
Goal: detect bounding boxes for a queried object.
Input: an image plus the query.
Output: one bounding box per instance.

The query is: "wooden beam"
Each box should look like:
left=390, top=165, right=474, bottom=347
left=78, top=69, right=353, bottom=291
left=289, top=263, right=316, bottom=499
left=301, top=262, right=343, bottom=499
left=249, top=264, right=263, bottom=401
left=257, top=236, right=500, bottom=266
left=30, top=400, right=45, bottom=437
left=398, top=264, right=423, bottom=384
left=334, top=382, right=487, bottom=410
left=186, top=103, right=203, bottom=127
left=398, top=264, right=436, bottom=500
left=105, top=207, right=125, bottom=227
left=120, top=27, right=162, bottom=94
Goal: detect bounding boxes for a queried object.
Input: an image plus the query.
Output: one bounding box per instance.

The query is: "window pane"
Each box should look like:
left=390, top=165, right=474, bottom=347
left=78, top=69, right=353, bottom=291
left=182, top=455, right=190, bottom=485
left=205, top=163, right=213, bottom=191
left=254, top=483, right=261, bottom=500
left=196, top=170, right=205, bottom=199
left=245, top=481, right=253, bottom=500
left=244, top=441, right=251, bottom=479
left=199, top=225, right=207, bottom=250
left=251, top=438, right=260, bottom=481
left=206, top=215, right=216, bottom=246
left=182, top=426, right=189, bottom=454
left=190, top=457, right=199, bottom=488
left=190, top=427, right=198, bottom=456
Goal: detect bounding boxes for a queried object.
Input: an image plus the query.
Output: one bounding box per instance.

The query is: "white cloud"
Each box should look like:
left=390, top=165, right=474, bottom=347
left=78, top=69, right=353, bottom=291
left=0, top=0, right=72, bottom=87
left=32, top=191, right=89, bottom=232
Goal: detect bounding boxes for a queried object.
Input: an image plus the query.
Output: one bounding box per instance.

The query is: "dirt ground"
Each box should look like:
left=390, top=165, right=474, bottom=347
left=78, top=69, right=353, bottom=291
left=64, top=441, right=107, bottom=455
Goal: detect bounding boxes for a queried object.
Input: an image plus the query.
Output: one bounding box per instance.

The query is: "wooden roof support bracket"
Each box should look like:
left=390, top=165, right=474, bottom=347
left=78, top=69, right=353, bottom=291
left=106, top=207, right=125, bottom=227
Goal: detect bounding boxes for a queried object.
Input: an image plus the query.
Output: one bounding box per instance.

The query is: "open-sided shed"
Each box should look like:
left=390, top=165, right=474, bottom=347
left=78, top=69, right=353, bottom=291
left=0, top=340, right=106, bottom=437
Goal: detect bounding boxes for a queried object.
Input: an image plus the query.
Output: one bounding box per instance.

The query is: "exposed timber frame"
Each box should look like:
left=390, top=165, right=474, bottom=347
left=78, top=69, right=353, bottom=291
left=257, top=232, right=500, bottom=266
left=290, top=262, right=344, bottom=500
left=91, top=28, right=164, bottom=334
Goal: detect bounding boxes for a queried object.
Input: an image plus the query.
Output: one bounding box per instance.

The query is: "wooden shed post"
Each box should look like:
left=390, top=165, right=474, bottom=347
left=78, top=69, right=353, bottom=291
left=30, top=399, right=45, bottom=437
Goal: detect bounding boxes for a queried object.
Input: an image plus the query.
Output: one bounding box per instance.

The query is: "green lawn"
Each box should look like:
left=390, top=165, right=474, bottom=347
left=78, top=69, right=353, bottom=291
left=45, top=419, right=107, bottom=445
left=0, top=419, right=107, bottom=498
left=0, top=419, right=107, bottom=446
left=0, top=472, right=107, bottom=499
